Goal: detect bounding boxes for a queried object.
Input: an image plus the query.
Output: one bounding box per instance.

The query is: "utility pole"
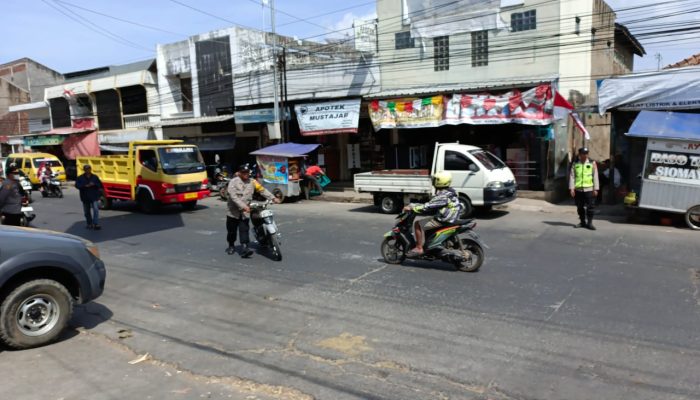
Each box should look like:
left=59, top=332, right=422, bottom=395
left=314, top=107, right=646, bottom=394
left=270, top=0, right=282, bottom=141
left=655, top=53, right=663, bottom=71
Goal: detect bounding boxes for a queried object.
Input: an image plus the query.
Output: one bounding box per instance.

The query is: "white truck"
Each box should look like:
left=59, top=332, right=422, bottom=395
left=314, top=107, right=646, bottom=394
left=354, top=143, right=517, bottom=216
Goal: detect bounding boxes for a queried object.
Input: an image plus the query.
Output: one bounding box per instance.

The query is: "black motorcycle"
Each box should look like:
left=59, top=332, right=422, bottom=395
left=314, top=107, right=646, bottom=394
left=40, top=172, right=63, bottom=198
left=380, top=211, right=486, bottom=272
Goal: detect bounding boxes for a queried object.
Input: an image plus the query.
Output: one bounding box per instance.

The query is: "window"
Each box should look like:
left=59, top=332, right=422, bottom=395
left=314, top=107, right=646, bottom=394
left=158, top=147, right=205, bottom=175
left=139, top=149, right=158, bottom=172
left=511, top=10, right=536, bottom=32
left=23, top=158, right=31, bottom=169
left=180, top=77, right=193, bottom=112
left=471, top=31, right=489, bottom=67
left=444, top=150, right=478, bottom=171
left=433, top=36, right=449, bottom=71
left=469, top=150, right=506, bottom=170
left=395, top=31, right=414, bottom=50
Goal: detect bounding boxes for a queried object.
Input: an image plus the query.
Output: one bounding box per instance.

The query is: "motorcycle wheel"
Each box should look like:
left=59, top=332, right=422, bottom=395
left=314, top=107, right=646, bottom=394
left=55, top=187, right=63, bottom=198
left=381, top=237, right=406, bottom=265
left=41, top=190, right=48, bottom=198
left=455, top=239, right=484, bottom=272
left=20, top=215, right=28, bottom=227
left=269, top=234, right=282, bottom=261
left=219, top=187, right=228, bottom=201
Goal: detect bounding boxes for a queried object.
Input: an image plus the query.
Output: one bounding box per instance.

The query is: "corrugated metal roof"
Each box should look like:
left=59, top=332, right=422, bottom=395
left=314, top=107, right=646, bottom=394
left=365, top=76, right=558, bottom=99
left=147, top=115, right=234, bottom=127
left=64, top=59, right=156, bottom=83
left=8, top=101, right=48, bottom=112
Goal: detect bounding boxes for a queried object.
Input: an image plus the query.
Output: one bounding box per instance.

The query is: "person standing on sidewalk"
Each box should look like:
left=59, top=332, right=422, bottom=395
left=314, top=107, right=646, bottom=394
left=0, top=165, right=26, bottom=226
left=75, top=165, right=103, bottom=230
left=569, top=147, right=599, bottom=230
left=226, top=165, right=278, bottom=258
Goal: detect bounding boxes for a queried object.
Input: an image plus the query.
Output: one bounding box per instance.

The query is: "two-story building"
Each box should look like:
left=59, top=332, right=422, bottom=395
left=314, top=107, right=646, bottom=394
left=29, top=60, right=159, bottom=176
left=1, top=58, right=64, bottom=155
left=155, top=24, right=381, bottom=180
left=371, top=0, right=643, bottom=195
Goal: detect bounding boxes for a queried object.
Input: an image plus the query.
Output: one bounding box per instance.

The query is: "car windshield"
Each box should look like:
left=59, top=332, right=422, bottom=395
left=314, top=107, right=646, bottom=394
left=469, top=150, right=507, bottom=170
left=157, top=147, right=205, bottom=175
left=33, top=159, right=62, bottom=168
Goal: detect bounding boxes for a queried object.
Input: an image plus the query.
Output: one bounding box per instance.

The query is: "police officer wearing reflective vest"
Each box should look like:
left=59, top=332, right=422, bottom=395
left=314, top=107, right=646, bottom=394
left=569, top=147, right=600, bottom=230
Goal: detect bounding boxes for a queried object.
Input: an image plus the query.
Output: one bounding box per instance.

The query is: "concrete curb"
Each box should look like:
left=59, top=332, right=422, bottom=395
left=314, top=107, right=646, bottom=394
left=310, top=194, right=373, bottom=204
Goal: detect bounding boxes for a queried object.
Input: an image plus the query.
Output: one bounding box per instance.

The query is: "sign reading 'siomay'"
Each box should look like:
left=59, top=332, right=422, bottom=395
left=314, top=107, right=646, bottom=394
left=295, top=99, right=361, bottom=136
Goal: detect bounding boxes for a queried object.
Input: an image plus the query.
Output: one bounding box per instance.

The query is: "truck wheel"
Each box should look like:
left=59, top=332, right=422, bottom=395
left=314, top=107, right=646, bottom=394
left=182, top=201, right=197, bottom=211
left=685, top=205, right=700, bottom=230
left=379, top=194, right=402, bottom=214
left=98, top=195, right=112, bottom=210
left=0, top=279, right=73, bottom=349
left=137, top=191, right=158, bottom=214
left=458, top=196, right=473, bottom=218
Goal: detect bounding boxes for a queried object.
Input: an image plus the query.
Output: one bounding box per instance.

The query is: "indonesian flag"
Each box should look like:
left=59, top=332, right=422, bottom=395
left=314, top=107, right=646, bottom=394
left=553, top=91, right=574, bottom=120
left=570, top=112, right=591, bottom=140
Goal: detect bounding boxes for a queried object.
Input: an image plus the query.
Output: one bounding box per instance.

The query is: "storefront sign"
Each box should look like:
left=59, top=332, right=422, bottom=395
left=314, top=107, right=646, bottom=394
left=24, top=135, right=65, bottom=147
left=295, top=99, right=361, bottom=136
left=444, top=85, right=553, bottom=125
left=256, top=155, right=288, bottom=184
left=645, top=140, right=700, bottom=186
left=234, top=108, right=290, bottom=124
left=369, top=96, right=444, bottom=130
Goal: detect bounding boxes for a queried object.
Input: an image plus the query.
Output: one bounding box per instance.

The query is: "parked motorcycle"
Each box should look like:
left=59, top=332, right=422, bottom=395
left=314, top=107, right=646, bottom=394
left=250, top=200, right=282, bottom=261
left=41, top=172, right=63, bottom=198
left=380, top=210, right=486, bottom=272
left=20, top=196, right=35, bottom=227
left=216, top=173, right=231, bottom=201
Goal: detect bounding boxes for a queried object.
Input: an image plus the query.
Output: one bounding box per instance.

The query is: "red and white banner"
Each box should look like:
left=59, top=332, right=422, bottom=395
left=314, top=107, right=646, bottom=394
left=443, top=84, right=554, bottom=126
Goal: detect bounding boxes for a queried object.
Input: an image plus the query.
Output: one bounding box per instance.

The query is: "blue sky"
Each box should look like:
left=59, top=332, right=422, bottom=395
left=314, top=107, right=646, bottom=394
left=1, top=0, right=698, bottom=73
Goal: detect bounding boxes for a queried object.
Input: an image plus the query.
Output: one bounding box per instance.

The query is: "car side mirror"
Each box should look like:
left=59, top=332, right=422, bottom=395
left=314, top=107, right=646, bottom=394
left=468, top=164, right=479, bottom=173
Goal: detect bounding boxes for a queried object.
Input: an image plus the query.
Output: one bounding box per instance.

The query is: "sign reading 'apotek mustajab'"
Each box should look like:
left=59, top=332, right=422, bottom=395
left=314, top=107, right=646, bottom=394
left=645, top=140, right=700, bottom=186
left=295, top=99, right=361, bottom=136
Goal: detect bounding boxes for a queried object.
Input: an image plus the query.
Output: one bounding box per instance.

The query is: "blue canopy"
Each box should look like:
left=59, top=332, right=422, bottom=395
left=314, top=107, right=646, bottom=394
left=626, top=111, right=700, bottom=141
left=250, top=142, right=320, bottom=158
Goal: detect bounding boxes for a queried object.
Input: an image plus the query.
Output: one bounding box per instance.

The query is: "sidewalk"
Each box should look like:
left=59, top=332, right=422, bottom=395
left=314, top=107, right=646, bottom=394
left=310, top=188, right=626, bottom=217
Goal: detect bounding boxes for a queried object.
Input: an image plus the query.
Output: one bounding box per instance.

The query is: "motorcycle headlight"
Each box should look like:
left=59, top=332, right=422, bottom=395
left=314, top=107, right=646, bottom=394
left=487, top=181, right=504, bottom=189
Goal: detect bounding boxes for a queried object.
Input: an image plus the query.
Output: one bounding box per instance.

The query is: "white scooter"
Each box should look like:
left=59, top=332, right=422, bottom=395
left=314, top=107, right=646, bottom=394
left=250, top=200, right=282, bottom=261
left=18, top=174, right=33, bottom=203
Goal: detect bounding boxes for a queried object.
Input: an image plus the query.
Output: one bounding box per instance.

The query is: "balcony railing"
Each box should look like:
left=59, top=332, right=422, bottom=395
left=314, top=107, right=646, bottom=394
left=123, top=113, right=155, bottom=129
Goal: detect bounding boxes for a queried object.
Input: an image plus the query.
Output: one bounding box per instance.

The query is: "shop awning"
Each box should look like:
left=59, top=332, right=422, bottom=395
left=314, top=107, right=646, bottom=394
left=39, top=127, right=94, bottom=135
left=172, top=135, right=236, bottom=151
left=250, top=143, right=320, bottom=158
left=148, top=115, right=234, bottom=127
left=598, top=66, right=700, bottom=114
left=99, top=129, right=153, bottom=144
left=626, top=111, right=700, bottom=140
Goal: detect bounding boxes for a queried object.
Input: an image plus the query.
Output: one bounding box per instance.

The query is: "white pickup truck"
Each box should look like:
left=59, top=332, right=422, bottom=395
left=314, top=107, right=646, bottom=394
left=354, top=143, right=517, bottom=216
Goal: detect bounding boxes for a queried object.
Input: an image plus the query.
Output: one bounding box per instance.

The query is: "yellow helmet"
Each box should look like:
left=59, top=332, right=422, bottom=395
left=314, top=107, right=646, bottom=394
left=432, top=171, right=452, bottom=188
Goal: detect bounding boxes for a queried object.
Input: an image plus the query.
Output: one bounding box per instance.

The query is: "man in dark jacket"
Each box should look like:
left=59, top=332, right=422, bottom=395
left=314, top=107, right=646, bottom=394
left=0, top=165, right=26, bottom=226
left=75, top=165, right=103, bottom=230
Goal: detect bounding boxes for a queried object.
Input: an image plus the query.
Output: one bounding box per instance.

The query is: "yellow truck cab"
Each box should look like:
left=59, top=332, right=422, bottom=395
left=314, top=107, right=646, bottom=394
left=5, top=153, right=66, bottom=185
left=77, top=140, right=209, bottom=213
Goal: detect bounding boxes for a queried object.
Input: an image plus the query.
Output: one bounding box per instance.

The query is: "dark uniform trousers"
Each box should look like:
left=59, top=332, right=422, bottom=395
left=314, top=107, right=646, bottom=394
left=574, top=190, right=595, bottom=225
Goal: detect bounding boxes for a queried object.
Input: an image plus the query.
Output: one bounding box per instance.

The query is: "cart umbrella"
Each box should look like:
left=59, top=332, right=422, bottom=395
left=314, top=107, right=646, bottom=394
left=250, top=142, right=320, bottom=158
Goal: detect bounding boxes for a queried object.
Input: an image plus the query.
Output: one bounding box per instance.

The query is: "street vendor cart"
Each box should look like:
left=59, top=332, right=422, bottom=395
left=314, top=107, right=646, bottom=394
left=624, top=111, right=700, bottom=230
left=250, top=142, right=321, bottom=202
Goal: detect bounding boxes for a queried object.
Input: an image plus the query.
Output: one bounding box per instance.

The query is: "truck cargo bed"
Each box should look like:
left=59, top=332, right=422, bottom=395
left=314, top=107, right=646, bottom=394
left=354, top=170, right=432, bottom=194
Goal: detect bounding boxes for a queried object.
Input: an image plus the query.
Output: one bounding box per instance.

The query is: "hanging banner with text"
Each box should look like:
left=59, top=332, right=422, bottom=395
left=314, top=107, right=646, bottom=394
left=444, top=84, right=553, bottom=125
left=295, top=99, right=361, bottom=136
left=369, top=96, right=444, bottom=130
left=256, top=155, right=289, bottom=185
left=369, top=84, right=554, bottom=131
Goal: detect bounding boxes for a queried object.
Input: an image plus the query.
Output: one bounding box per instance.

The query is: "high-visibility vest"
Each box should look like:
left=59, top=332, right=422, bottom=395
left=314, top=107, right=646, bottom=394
left=574, top=161, right=595, bottom=189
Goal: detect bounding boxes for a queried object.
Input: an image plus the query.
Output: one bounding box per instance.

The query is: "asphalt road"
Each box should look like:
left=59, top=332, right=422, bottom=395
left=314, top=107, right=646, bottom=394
left=2, top=188, right=699, bottom=400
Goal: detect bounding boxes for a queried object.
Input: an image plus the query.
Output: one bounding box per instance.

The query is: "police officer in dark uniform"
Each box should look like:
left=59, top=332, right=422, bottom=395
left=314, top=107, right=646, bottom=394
left=0, top=165, right=26, bottom=226
left=569, top=147, right=600, bottom=230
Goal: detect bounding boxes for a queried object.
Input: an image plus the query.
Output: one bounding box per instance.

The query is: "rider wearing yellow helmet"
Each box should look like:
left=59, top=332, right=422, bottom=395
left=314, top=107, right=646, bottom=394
left=404, top=171, right=464, bottom=257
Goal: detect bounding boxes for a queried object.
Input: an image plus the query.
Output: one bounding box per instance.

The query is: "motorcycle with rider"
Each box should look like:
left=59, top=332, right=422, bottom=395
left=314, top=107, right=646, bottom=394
left=381, top=171, right=486, bottom=272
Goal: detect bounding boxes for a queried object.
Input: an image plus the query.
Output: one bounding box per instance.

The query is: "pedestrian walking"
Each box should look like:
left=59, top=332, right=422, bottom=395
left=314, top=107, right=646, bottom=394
left=75, top=165, right=103, bottom=230
left=226, top=164, right=278, bottom=258
left=0, top=165, right=26, bottom=226
left=569, top=147, right=599, bottom=230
